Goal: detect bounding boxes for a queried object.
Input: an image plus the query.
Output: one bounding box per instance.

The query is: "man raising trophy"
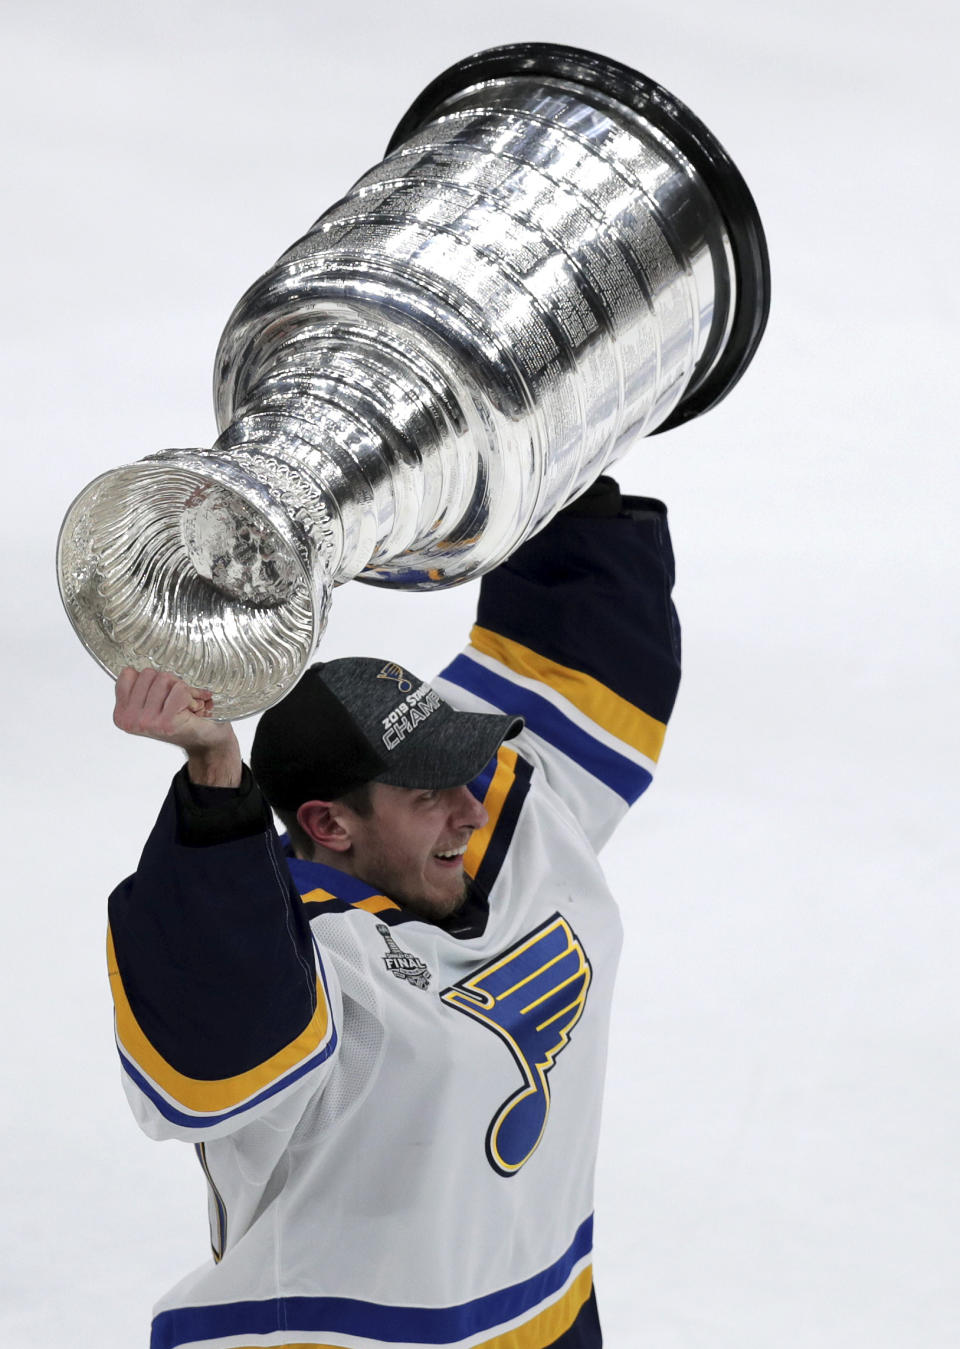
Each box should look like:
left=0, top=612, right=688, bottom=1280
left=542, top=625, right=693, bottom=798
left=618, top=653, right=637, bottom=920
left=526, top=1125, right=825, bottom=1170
left=65, top=44, right=768, bottom=1347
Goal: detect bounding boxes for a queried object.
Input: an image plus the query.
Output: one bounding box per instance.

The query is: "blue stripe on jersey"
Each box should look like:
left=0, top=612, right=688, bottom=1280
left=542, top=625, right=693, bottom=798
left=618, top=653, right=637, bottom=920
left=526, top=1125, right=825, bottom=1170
left=468, top=753, right=500, bottom=803
left=150, top=1214, right=594, bottom=1347
left=473, top=752, right=533, bottom=899
left=120, top=940, right=338, bottom=1130
left=441, top=655, right=653, bottom=805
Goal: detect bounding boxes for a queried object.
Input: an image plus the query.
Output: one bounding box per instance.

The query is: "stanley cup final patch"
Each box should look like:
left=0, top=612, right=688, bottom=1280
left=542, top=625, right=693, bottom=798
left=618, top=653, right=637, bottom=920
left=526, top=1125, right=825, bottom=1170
left=376, top=924, right=431, bottom=990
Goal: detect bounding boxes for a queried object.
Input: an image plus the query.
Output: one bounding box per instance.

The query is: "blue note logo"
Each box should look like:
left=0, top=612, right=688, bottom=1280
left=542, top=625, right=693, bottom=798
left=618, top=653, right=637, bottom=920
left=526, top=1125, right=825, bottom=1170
left=440, top=914, right=592, bottom=1176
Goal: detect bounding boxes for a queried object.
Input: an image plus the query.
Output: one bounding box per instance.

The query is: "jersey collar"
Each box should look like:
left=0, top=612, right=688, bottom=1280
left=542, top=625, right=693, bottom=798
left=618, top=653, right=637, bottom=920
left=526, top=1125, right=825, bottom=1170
left=282, top=844, right=388, bottom=906
left=281, top=836, right=489, bottom=938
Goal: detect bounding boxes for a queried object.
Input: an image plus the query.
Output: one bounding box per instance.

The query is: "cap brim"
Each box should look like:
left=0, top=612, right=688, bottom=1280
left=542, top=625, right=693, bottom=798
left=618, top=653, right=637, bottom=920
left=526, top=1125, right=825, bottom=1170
left=373, top=707, right=523, bottom=790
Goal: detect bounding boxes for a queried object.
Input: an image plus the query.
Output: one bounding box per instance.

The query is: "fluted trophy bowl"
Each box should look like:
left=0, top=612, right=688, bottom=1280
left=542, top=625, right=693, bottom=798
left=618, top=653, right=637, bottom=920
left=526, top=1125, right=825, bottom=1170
left=58, top=43, right=770, bottom=718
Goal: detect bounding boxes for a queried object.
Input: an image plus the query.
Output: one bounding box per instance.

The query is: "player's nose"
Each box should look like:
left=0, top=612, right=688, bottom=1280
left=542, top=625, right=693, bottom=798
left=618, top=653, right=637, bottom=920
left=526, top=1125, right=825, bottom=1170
left=450, top=784, right=488, bottom=831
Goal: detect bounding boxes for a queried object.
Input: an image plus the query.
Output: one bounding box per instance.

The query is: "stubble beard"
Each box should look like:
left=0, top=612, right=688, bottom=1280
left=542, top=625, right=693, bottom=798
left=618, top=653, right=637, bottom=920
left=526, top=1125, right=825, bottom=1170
left=351, top=831, right=471, bottom=923
left=388, top=874, right=470, bottom=922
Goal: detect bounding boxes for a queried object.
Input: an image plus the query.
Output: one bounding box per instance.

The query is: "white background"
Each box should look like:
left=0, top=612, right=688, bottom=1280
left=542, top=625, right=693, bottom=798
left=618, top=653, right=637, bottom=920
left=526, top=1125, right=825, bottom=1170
left=2, top=1, right=956, bottom=1345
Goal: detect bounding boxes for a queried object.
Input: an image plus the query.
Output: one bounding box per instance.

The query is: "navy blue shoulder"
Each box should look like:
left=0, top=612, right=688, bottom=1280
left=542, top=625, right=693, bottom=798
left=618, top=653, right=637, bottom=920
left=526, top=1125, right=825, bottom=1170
left=477, top=500, right=680, bottom=726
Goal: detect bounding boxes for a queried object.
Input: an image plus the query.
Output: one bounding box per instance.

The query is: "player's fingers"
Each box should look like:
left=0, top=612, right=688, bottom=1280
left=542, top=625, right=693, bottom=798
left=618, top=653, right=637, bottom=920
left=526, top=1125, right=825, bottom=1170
left=130, top=667, right=160, bottom=711
left=114, top=667, right=161, bottom=732
left=113, top=667, right=140, bottom=728
left=192, top=688, right=215, bottom=717
left=114, top=666, right=138, bottom=705
left=142, top=671, right=181, bottom=720
left=159, top=677, right=203, bottom=721
left=120, top=667, right=160, bottom=722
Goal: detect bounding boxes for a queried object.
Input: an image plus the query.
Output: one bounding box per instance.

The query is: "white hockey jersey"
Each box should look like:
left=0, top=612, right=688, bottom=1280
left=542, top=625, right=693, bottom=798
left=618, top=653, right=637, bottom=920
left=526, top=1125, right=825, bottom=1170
left=107, top=498, right=681, bottom=1349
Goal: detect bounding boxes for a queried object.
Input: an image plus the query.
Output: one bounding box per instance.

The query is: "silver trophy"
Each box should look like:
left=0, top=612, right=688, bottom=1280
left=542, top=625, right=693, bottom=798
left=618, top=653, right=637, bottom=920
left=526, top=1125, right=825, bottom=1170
left=58, top=43, right=770, bottom=718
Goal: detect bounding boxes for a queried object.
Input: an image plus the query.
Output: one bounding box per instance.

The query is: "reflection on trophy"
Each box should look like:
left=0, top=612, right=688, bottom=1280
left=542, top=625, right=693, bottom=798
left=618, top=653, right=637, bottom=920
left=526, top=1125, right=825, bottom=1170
left=57, top=43, right=770, bottom=718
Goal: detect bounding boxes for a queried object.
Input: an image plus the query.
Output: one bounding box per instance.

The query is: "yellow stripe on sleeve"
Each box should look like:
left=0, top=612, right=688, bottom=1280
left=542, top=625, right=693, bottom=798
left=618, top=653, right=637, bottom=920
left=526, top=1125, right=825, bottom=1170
left=463, top=745, right=517, bottom=880
left=107, top=927, right=329, bottom=1114
left=470, top=624, right=666, bottom=763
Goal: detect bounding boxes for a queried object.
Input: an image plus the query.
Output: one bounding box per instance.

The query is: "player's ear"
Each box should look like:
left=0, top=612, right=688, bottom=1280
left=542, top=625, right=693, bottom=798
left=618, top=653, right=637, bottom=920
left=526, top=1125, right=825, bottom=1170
left=297, top=800, right=353, bottom=853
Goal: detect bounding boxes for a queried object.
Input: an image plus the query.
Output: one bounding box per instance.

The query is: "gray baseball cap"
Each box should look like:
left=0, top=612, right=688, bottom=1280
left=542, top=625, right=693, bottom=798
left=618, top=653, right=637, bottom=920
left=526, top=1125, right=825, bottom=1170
left=251, top=657, right=523, bottom=811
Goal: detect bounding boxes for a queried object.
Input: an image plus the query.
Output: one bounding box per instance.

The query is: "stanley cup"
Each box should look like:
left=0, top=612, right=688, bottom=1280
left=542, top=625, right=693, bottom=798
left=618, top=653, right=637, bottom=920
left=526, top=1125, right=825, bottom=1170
left=57, top=43, right=770, bottom=718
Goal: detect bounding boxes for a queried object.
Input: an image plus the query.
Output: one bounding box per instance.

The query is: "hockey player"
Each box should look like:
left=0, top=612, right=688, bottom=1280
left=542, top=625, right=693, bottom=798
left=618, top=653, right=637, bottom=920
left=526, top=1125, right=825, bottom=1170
left=108, top=477, right=681, bottom=1349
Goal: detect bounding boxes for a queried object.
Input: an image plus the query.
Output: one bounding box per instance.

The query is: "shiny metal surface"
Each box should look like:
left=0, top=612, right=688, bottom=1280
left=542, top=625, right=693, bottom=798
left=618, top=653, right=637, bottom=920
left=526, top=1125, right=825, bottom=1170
left=57, top=45, right=769, bottom=718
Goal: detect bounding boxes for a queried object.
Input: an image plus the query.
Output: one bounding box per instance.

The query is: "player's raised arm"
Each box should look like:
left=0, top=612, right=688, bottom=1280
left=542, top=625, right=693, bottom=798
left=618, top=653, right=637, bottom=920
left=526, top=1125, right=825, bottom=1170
left=107, top=670, right=339, bottom=1143
left=435, top=478, right=682, bottom=851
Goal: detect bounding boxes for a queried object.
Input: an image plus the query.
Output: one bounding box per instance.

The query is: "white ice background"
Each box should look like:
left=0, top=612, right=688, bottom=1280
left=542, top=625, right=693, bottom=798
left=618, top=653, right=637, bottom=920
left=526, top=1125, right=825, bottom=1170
left=1, top=1, right=957, bottom=1345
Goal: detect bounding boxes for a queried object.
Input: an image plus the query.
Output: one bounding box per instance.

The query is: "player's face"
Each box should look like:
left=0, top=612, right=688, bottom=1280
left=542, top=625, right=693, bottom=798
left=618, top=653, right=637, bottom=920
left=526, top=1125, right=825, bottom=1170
left=343, top=782, right=489, bottom=920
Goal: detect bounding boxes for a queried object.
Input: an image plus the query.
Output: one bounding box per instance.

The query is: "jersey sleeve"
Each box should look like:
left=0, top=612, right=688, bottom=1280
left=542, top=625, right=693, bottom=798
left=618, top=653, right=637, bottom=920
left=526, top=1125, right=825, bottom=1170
left=434, top=496, right=681, bottom=851
left=106, top=769, right=340, bottom=1143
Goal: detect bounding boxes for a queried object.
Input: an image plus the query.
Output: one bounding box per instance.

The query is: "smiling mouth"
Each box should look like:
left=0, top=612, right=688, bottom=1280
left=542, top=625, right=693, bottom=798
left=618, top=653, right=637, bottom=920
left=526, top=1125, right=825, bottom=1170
left=433, top=845, right=467, bottom=865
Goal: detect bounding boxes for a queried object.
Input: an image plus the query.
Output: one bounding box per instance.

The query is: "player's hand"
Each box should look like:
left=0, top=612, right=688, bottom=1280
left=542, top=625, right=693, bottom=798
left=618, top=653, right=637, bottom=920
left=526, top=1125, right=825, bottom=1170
left=113, top=668, right=243, bottom=786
